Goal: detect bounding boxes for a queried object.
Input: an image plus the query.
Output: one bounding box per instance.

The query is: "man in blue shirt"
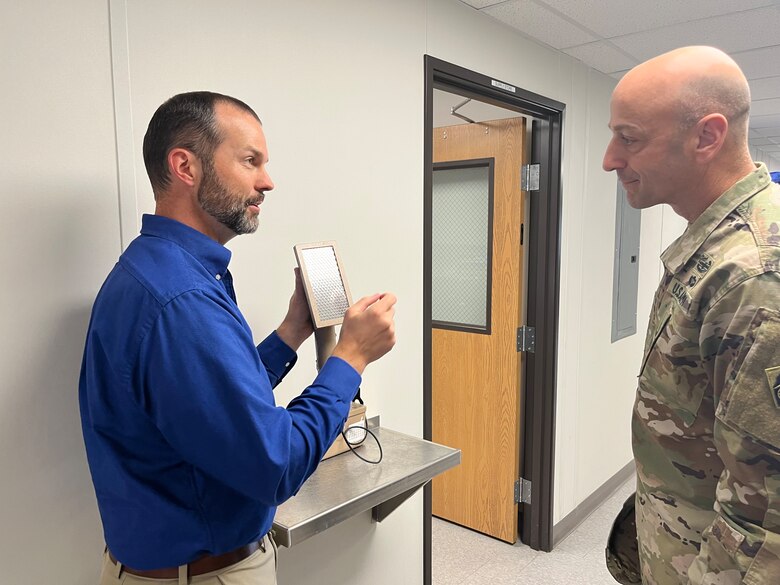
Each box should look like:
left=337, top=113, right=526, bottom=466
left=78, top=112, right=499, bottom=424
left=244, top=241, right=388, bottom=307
left=80, top=91, right=397, bottom=585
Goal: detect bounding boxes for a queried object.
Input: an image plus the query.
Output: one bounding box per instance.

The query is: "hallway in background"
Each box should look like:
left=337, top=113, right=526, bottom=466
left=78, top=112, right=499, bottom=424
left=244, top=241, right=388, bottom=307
left=433, top=476, right=635, bottom=584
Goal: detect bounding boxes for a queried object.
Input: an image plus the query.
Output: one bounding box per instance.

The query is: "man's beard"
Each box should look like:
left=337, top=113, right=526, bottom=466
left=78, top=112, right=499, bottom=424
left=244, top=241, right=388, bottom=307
left=197, top=158, right=260, bottom=235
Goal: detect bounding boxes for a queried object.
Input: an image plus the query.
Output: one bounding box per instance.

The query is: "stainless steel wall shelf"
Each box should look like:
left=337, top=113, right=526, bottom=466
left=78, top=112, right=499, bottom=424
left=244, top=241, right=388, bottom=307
left=272, top=427, right=460, bottom=547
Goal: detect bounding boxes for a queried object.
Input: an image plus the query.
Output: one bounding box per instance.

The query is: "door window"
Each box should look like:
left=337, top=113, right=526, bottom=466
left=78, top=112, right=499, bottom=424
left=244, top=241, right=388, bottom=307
left=432, top=159, right=494, bottom=332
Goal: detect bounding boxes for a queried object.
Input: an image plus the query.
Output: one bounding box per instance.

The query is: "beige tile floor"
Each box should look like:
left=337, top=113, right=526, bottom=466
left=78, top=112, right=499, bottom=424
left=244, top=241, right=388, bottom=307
left=432, top=476, right=635, bottom=584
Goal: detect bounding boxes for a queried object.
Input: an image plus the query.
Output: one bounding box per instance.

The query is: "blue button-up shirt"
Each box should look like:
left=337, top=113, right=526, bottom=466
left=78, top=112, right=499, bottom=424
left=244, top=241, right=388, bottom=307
left=79, top=214, right=359, bottom=569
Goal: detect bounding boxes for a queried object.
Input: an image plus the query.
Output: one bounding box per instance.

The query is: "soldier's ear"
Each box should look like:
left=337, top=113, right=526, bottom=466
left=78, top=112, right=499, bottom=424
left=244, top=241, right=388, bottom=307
left=693, top=114, right=727, bottom=163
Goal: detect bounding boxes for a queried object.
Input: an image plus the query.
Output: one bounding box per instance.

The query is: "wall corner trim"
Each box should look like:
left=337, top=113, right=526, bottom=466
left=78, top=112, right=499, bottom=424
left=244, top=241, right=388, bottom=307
left=551, top=459, right=635, bottom=548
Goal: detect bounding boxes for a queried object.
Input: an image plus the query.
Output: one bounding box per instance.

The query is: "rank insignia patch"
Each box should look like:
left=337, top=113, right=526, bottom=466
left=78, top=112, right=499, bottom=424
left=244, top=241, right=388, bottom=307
left=765, top=366, right=780, bottom=408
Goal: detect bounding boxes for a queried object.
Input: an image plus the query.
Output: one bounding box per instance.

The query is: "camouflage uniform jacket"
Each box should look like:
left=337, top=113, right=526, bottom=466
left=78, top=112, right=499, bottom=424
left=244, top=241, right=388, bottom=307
left=634, top=164, right=780, bottom=585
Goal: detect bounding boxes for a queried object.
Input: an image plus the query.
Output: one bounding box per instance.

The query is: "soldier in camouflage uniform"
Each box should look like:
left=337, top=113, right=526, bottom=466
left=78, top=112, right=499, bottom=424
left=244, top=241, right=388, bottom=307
left=603, top=46, right=780, bottom=584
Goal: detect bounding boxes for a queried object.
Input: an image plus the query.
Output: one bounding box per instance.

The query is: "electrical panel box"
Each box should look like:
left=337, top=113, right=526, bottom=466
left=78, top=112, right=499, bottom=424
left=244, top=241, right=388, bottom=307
left=611, top=182, right=641, bottom=342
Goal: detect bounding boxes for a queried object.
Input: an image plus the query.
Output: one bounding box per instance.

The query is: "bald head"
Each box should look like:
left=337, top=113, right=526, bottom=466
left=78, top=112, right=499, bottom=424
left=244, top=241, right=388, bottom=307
left=618, top=46, right=751, bottom=145
left=604, top=46, right=757, bottom=222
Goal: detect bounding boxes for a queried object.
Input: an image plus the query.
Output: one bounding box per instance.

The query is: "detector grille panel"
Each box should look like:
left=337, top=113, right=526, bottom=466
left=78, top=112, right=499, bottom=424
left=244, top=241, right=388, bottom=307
left=294, top=242, right=353, bottom=328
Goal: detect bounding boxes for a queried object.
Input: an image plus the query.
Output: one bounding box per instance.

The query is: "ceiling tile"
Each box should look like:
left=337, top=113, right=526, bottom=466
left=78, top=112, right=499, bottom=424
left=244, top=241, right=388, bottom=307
left=751, top=137, right=780, bottom=146
left=482, top=0, right=598, bottom=50
left=759, top=127, right=780, bottom=138
left=751, top=98, right=780, bottom=118
left=757, top=144, right=780, bottom=152
left=533, top=0, right=775, bottom=38
left=610, top=7, right=780, bottom=63
left=750, top=113, right=780, bottom=129
left=459, top=0, right=504, bottom=8
left=562, top=41, right=638, bottom=74
left=733, top=46, right=780, bottom=80
left=749, top=75, right=780, bottom=101
left=476, top=0, right=780, bottom=151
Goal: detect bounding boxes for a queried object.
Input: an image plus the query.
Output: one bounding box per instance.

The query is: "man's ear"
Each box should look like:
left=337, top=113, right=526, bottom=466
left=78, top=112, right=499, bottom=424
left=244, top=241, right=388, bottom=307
left=167, top=148, right=199, bottom=188
left=694, top=114, right=728, bottom=163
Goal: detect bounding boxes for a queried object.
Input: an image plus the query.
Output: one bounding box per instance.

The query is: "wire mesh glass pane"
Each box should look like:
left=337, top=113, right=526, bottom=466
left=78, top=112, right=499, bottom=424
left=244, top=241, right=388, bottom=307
left=432, top=165, right=491, bottom=329
left=300, top=246, right=349, bottom=321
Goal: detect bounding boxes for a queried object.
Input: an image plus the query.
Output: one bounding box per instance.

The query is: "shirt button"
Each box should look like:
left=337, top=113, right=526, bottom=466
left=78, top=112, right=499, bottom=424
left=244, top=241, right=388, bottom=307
left=215, top=274, right=221, bottom=280
left=285, top=362, right=291, bottom=368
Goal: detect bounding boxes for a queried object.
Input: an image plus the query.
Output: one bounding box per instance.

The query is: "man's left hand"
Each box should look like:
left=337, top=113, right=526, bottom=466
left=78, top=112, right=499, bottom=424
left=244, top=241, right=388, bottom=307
left=277, top=268, right=314, bottom=351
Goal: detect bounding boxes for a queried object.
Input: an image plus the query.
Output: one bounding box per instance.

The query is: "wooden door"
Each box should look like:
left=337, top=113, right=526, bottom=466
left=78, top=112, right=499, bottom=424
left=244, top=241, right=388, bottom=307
left=431, top=117, right=526, bottom=543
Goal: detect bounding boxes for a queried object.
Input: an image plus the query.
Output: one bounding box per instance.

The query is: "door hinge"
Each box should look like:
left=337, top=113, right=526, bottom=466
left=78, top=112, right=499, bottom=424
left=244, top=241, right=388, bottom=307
left=517, top=326, right=535, bottom=353
left=515, top=478, right=532, bottom=504
left=521, top=164, right=540, bottom=191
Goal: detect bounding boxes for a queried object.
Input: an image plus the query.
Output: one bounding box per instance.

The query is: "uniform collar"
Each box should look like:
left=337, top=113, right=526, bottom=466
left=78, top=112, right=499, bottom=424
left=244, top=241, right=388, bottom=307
left=661, top=163, right=771, bottom=274
left=140, top=214, right=232, bottom=279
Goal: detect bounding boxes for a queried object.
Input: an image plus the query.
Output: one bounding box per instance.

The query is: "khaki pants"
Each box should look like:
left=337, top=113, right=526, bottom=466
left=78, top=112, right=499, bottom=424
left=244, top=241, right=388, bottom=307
left=99, top=535, right=277, bottom=585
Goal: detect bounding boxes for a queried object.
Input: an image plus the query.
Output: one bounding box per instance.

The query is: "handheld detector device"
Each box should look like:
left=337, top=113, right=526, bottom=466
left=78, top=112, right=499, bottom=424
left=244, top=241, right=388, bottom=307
left=293, top=241, right=353, bottom=370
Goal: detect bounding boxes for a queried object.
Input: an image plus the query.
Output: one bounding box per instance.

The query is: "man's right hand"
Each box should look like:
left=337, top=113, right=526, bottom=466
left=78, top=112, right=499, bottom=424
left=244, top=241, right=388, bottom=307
left=331, top=293, right=397, bottom=374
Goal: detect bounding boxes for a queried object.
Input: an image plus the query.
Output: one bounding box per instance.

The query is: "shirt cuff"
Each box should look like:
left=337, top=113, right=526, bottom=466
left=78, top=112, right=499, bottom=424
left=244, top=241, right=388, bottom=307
left=258, top=331, right=298, bottom=380
left=315, top=356, right=362, bottom=403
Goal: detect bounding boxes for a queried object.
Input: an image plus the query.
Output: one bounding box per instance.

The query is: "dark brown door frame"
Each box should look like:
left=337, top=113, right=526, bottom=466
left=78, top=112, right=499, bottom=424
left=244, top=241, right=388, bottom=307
left=423, top=56, right=564, bottom=583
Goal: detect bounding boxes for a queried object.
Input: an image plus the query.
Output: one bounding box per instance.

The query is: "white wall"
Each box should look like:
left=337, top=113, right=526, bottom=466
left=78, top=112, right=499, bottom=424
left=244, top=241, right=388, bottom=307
left=0, top=1, right=120, bottom=582
left=2, top=0, right=683, bottom=583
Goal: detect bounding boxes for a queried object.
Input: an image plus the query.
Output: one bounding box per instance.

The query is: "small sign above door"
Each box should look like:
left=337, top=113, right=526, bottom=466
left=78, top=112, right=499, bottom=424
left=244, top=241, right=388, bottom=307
left=491, top=79, right=517, bottom=93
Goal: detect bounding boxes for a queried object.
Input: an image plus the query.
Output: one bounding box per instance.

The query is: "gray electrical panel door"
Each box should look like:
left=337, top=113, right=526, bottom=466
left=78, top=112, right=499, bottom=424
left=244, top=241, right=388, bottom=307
left=611, top=182, right=641, bottom=342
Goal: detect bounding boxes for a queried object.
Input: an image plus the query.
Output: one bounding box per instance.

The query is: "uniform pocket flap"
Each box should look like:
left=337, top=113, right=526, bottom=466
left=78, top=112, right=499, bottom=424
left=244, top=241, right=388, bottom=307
left=717, top=308, right=780, bottom=450
left=639, top=308, right=706, bottom=426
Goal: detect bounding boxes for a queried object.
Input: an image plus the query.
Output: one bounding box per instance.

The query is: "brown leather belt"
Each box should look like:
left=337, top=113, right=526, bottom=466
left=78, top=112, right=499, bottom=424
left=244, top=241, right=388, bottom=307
left=109, top=539, right=264, bottom=579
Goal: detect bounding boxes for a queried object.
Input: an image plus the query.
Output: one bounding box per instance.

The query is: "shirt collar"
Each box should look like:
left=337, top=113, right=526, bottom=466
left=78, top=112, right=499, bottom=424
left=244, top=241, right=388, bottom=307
left=140, top=214, right=232, bottom=279
left=661, top=163, right=771, bottom=274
